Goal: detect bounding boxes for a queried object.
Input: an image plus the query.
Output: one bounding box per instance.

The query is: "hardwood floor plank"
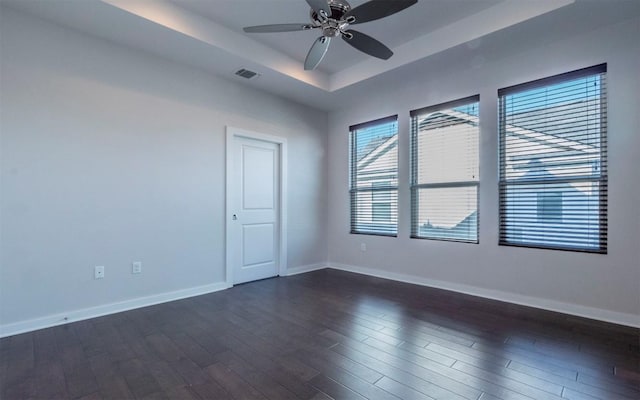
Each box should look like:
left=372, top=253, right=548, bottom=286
left=471, top=340, right=608, bottom=378
left=330, top=343, right=477, bottom=400
left=163, top=385, right=201, bottom=400
left=94, top=370, right=135, bottom=399
left=374, top=376, right=437, bottom=400
left=477, top=392, right=505, bottom=400
left=577, top=370, right=640, bottom=395
left=34, top=328, right=59, bottom=364
left=506, top=359, right=578, bottom=381
left=420, top=342, right=508, bottom=370
left=296, top=349, right=401, bottom=400
left=561, top=387, right=602, bottom=400
left=309, top=374, right=368, bottom=400
left=212, top=332, right=322, bottom=399
left=2, top=376, right=36, bottom=400
left=75, top=392, right=103, bottom=400
left=63, top=362, right=99, bottom=399
left=34, top=361, right=68, bottom=399
left=1, top=341, right=35, bottom=396
left=145, top=333, right=185, bottom=362
left=190, top=380, right=232, bottom=399
left=451, top=361, right=564, bottom=400
left=296, top=346, right=384, bottom=384
left=363, top=336, right=456, bottom=367
left=165, top=331, right=221, bottom=368
left=335, top=333, right=487, bottom=397
left=118, top=358, right=165, bottom=399
left=146, top=360, right=187, bottom=392
left=217, top=350, right=301, bottom=400
left=206, top=362, right=268, bottom=400
left=168, top=356, right=211, bottom=386
left=509, top=360, right=640, bottom=398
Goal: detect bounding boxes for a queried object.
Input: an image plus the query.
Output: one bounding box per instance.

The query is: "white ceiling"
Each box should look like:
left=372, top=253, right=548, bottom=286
left=3, top=0, right=640, bottom=111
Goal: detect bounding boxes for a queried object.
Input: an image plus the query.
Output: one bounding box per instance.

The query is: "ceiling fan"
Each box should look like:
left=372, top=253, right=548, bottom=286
left=243, top=0, right=418, bottom=71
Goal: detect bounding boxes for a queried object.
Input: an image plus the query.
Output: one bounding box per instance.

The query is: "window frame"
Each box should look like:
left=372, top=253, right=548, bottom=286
left=349, top=115, right=399, bottom=237
left=409, top=95, right=480, bottom=243
left=497, top=64, right=608, bottom=253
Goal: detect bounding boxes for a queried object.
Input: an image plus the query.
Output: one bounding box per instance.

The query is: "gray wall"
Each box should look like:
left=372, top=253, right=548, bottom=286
left=0, top=9, right=328, bottom=329
left=327, top=17, right=640, bottom=324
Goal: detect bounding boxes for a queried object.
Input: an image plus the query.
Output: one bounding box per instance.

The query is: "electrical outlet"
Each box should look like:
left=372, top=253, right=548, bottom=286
left=94, top=265, right=105, bottom=279
left=360, top=243, right=367, bottom=252
left=132, top=261, right=142, bottom=274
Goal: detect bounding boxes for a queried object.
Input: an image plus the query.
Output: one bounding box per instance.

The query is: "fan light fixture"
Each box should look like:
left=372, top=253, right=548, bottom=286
left=243, top=0, right=418, bottom=71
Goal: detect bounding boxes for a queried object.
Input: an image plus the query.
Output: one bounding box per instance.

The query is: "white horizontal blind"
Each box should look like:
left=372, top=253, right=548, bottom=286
left=410, top=96, right=479, bottom=242
left=350, top=116, right=398, bottom=236
left=498, top=64, right=607, bottom=253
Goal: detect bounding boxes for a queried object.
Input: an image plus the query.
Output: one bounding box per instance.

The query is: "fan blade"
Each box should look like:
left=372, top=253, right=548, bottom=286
left=342, top=30, right=393, bottom=60
left=344, top=0, right=417, bottom=24
left=306, top=0, right=332, bottom=17
left=304, top=36, right=331, bottom=70
left=244, top=23, right=313, bottom=33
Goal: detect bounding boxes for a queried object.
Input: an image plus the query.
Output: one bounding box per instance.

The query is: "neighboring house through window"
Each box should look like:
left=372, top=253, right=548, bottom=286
left=410, top=96, right=480, bottom=243
left=537, top=192, right=562, bottom=222
left=350, top=116, right=398, bottom=236
left=498, top=64, right=608, bottom=253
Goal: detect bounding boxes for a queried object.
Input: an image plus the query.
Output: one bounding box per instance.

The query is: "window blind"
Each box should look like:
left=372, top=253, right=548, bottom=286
left=350, top=116, right=398, bottom=236
left=498, top=64, right=607, bottom=253
left=410, top=96, right=480, bottom=242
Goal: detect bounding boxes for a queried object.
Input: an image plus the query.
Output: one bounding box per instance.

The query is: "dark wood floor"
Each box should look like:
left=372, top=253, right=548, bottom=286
left=1, top=269, right=639, bottom=400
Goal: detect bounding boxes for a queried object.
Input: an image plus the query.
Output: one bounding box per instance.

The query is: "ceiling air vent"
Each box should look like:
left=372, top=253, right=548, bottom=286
left=235, top=68, right=259, bottom=80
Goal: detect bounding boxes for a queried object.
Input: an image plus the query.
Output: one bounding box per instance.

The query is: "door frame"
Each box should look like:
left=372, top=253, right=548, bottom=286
left=225, top=126, right=288, bottom=286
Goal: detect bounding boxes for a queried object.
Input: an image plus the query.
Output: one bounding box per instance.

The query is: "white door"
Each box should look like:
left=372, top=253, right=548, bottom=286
left=230, top=136, right=280, bottom=284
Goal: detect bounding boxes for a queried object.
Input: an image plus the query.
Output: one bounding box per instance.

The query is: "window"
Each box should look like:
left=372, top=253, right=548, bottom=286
left=410, top=96, right=479, bottom=242
left=498, top=64, right=607, bottom=253
left=350, top=116, right=398, bottom=236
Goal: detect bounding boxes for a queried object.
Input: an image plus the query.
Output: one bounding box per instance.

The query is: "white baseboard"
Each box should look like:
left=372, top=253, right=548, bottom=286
left=328, top=263, right=640, bottom=328
left=284, top=262, right=328, bottom=276
left=0, top=281, right=231, bottom=338
left=3, top=263, right=637, bottom=337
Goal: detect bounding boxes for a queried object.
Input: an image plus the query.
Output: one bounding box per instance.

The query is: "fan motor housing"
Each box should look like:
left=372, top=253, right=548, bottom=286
left=310, top=0, right=351, bottom=23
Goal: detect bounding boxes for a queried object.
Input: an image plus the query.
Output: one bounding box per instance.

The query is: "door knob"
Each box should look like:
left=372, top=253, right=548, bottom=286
left=232, top=214, right=238, bottom=220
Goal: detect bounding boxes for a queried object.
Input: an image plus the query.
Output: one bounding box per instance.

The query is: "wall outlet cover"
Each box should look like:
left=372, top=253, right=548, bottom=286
left=132, top=261, right=142, bottom=274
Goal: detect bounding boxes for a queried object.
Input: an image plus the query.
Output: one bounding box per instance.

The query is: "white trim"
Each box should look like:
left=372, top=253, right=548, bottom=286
left=285, top=262, right=328, bottom=276
left=0, top=282, right=230, bottom=338
left=327, top=263, right=640, bottom=328
left=225, top=126, right=288, bottom=285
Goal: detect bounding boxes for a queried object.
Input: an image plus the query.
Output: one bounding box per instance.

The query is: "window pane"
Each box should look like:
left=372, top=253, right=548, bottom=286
left=350, top=117, right=398, bottom=236
left=372, top=203, right=392, bottom=222
left=499, top=65, right=607, bottom=253
left=501, top=181, right=603, bottom=250
left=351, top=189, right=398, bottom=235
left=414, top=186, right=478, bottom=242
left=502, top=76, right=604, bottom=182
left=410, top=97, right=479, bottom=243
left=415, top=103, right=479, bottom=184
